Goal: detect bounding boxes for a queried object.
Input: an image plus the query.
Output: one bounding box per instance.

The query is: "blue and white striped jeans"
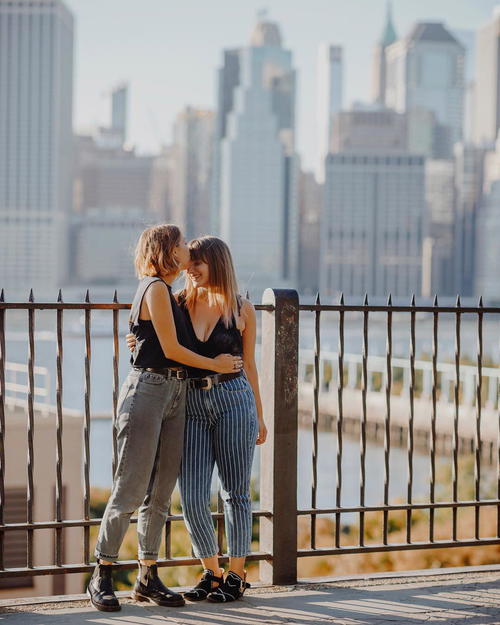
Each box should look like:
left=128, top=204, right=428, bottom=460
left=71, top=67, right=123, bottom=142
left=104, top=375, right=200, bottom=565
left=179, top=374, right=259, bottom=558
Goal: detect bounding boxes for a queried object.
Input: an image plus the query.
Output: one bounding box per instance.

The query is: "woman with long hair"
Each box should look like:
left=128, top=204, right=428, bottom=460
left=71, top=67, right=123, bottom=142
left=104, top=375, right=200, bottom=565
left=88, top=225, right=242, bottom=613
left=127, top=235, right=266, bottom=602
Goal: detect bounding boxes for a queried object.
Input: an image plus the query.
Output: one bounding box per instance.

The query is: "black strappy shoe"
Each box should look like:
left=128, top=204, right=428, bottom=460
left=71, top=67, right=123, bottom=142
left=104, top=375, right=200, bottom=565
left=207, top=570, right=248, bottom=603
left=183, top=568, right=224, bottom=602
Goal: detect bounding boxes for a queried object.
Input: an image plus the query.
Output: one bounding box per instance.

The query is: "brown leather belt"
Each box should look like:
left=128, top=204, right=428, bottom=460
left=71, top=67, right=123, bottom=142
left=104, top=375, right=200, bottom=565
left=187, top=371, right=243, bottom=390
left=134, top=367, right=188, bottom=380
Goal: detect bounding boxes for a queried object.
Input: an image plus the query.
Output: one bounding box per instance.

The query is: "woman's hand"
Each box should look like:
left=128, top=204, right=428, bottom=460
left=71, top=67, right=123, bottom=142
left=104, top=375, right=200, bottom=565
left=126, top=333, right=136, bottom=353
left=256, top=419, right=267, bottom=445
left=213, top=353, right=243, bottom=373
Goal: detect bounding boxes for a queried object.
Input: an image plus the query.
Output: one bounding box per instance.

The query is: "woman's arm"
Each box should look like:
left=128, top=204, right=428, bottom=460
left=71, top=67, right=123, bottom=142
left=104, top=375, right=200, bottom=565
left=145, top=281, right=239, bottom=374
left=241, top=299, right=267, bottom=445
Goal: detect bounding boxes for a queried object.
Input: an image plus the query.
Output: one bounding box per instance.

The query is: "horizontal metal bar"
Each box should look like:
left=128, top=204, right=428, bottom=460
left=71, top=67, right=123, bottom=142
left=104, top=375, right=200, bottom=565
left=0, top=303, right=274, bottom=312
left=0, top=552, right=271, bottom=579
left=299, top=304, right=500, bottom=314
left=297, top=499, right=500, bottom=515
left=0, top=509, right=273, bottom=532
left=3, top=301, right=497, bottom=314
left=0, top=303, right=131, bottom=311
left=297, top=538, right=500, bottom=557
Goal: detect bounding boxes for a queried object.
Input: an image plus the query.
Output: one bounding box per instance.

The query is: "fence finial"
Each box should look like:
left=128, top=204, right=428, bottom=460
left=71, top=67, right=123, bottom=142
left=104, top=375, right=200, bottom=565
left=85, top=289, right=90, bottom=303
left=0, top=288, right=4, bottom=302
left=29, top=289, right=34, bottom=302
left=433, top=294, right=438, bottom=306
left=57, top=289, right=63, bottom=303
left=113, top=289, right=118, bottom=303
left=478, top=295, right=483, bottom=307
left=315, top=292, right=320, bottom=306
left=387, top=293, right=392, bottom=306
left=363, top=293, right=368, bottom=306
left=456, top=294, right=461, bottom=307
left=339, top=292, right=344, bottom=305
left=411, top=293, right=416, bottom=306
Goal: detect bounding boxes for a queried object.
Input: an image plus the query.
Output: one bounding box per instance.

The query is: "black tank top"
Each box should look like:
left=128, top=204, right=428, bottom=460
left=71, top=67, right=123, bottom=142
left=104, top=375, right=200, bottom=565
left=129, top=277, right=194, bottom=369
left=178, top=292, right=243, bottom=378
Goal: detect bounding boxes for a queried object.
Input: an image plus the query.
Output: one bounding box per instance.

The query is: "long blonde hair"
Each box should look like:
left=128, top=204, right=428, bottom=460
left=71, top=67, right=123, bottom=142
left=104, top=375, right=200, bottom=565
left=134, top=224, right=181, bottom=278
left=183, top=236, right=240, bottom=328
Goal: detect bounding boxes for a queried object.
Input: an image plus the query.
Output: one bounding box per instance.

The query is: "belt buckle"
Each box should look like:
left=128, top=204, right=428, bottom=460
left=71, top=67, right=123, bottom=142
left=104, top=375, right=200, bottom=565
left=202, top=376, right=213, bottom=390
left=176, top=370, right=186, bottom=380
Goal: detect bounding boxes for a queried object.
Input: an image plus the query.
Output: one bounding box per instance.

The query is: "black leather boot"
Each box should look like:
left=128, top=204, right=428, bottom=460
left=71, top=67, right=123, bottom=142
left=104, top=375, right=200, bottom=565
left=207, top=570, right=248, bottom=602
left=87, top=562, right=121, bottom=612
left=131, top=563, right=185, bottom=607
left=183, top=568, right=224, bottom=602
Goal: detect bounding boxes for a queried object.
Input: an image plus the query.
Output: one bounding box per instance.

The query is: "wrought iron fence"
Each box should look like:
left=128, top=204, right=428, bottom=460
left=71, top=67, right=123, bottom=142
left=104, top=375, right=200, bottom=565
left=0, top=288, right=499, bottom=588
left=296, top=293, right=500, bottom=574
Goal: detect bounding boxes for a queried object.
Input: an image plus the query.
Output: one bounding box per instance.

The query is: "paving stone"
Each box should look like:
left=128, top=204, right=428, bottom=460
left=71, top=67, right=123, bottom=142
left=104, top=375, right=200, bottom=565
left=0, top=571, right=498, bottom=625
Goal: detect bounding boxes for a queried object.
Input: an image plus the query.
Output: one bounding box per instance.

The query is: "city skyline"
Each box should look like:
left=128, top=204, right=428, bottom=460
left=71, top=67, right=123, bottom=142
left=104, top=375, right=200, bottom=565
left=66, top=0, right=500, bottom=170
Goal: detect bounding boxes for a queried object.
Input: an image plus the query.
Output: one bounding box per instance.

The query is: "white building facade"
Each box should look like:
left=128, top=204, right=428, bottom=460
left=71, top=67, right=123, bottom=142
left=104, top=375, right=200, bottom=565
left=0, top=0, right=74, bottom=295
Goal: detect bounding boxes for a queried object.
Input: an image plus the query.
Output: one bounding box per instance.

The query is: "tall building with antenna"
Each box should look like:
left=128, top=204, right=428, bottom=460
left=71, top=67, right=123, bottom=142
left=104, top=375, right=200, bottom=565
left=371, top=1, right=398, bottom=106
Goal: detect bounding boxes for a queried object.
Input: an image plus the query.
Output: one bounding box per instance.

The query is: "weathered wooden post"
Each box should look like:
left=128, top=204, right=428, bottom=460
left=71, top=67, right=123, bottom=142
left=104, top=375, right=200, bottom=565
left=259, top=288, right=299, bottom=585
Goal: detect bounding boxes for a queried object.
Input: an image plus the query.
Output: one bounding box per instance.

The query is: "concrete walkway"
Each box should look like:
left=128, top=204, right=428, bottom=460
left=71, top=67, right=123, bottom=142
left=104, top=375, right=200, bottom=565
left=0, top=568, right=499, bottom=624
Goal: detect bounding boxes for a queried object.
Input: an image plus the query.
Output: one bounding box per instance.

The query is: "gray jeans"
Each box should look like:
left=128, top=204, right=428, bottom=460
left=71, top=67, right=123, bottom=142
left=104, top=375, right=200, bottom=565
left=95, top=368, right=186, bottom=561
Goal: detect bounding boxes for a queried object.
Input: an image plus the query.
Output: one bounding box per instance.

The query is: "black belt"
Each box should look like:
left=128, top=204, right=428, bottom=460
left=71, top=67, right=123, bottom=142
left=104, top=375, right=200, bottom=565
left=134, top=367, right=188, bottom=380
left=187, top=371, right=243, bottom=390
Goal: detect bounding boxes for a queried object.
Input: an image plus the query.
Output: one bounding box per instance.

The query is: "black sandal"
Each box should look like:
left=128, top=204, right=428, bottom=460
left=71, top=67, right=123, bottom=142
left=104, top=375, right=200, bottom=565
left=183, top=568, right=224, bottom=602
left=207, top=570, right=248, bottom=603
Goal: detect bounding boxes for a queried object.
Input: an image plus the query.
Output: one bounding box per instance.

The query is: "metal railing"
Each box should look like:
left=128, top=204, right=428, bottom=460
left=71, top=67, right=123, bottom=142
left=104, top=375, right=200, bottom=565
left=294, top=293, right=500, bottom=580
left=0, top=288, right=499, bottom=587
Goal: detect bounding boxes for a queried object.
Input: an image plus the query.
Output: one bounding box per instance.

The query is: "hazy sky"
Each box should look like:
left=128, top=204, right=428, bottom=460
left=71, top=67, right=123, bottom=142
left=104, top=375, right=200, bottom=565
left=65, top=0, right=500, bottom=170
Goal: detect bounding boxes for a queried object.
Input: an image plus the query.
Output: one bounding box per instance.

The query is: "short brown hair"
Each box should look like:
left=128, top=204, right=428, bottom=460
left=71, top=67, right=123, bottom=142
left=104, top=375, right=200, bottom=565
left=134, top=224, right=181, bottom=278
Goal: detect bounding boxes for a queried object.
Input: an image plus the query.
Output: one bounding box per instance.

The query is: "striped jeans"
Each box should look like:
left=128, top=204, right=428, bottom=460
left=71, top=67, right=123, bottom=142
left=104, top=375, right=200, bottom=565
left=179, top=374, right=259, bottom=558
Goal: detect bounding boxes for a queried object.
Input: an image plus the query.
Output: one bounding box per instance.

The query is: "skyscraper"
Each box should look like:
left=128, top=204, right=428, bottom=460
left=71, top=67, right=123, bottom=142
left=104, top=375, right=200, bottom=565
left=453, top=30, right=475, bottom=144
left=321, top=110, right=424, bottom=298
left=170, top=107, right=214, bottom=239
left=298, top=171, right=322, bottom=294
left=422, top=160, right=455, bottom=297
left=211, top=15, right=298, bottom=294
left=316, top=44, right=343, bottom=183
left=453, top=142, right=484, bottom=296
left=371, top=1, right=398, bottom=106
left=0, top=0, right=74, bottom=294
left=111, top=83, right=128, bottom=147
left=475, top=136, right=500, bottom=299
left=385, top=22, right=465, bottom=158
left=72, top=135, right=155, bottom=286
left=474, top=7, right=500, bottom=147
